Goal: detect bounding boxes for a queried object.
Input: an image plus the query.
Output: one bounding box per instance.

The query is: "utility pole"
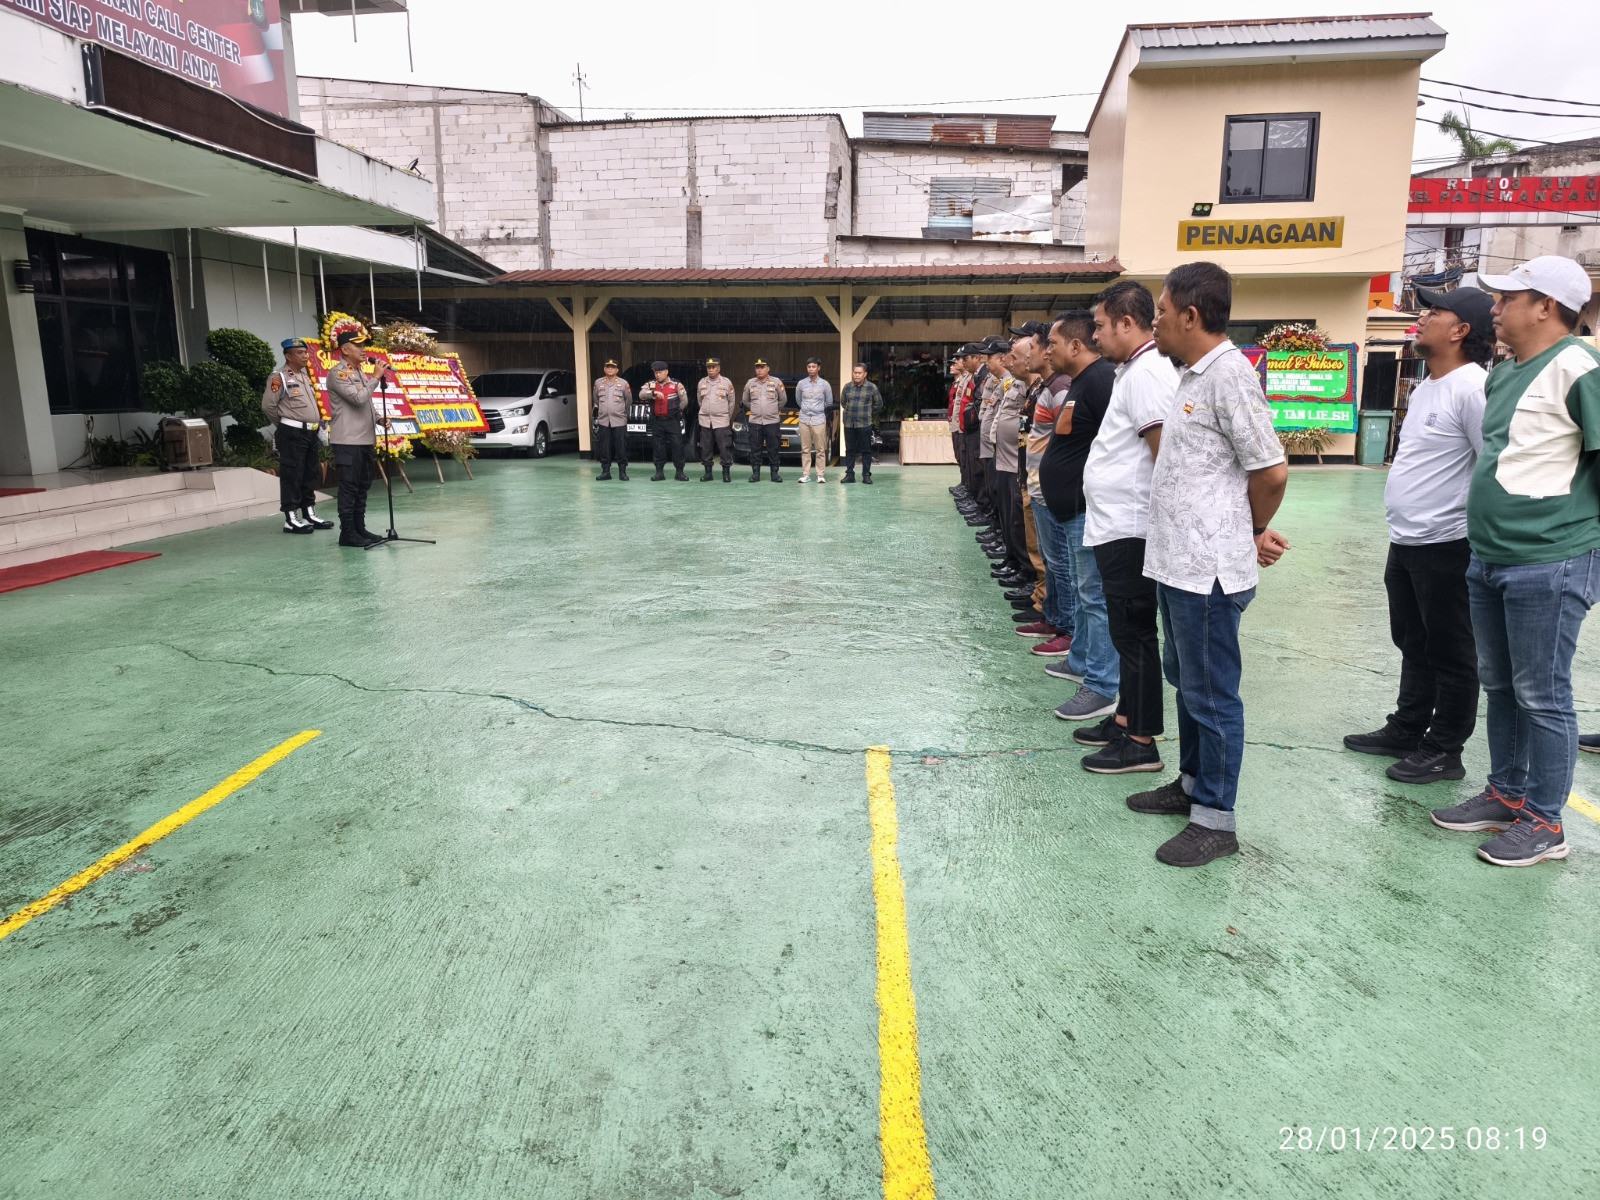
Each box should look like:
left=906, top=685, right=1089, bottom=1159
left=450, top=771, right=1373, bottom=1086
left=572, top=63, right=588, bottom=121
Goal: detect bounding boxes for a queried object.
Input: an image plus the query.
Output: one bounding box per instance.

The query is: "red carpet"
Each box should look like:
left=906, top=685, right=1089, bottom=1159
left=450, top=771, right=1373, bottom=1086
left=0, top=550, right=161, bottom=594
left=0, top=488, right=46, bottom=498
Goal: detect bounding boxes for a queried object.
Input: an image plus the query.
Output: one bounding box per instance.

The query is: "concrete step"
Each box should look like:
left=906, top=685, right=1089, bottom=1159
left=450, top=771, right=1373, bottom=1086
left=0, top=472, right=186, bottom=520
left=0, top=469, right=306, bottom=571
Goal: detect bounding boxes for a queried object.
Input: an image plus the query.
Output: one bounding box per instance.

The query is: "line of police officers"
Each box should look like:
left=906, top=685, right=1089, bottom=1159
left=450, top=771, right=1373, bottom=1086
left=591, top=357, right=790, bottom=483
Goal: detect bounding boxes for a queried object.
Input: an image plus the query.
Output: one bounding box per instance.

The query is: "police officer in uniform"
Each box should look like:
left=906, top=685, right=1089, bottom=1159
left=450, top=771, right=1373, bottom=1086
left=639, top=360, right=689, bottom=480
left=261, top=337, right=332, bottom=534
left=742, top=358, right=786, bottom=482
left=326, top=329, right=389, bottom=547
left=592, top=357, right=632, bottom=481
left=697, top=357, right=737, bottom=482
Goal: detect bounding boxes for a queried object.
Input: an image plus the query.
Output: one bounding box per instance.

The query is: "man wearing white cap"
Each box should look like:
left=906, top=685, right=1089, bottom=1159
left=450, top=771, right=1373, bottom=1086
left=1430, top=256, right=1600, bottom=867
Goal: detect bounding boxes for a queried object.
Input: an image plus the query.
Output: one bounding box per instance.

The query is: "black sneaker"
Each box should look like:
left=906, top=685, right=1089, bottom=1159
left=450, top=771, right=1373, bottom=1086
left=1581, top=734, right=1600, bottom=754
left=1082, top=735, right=1162, bottom=775
left=1156, top=823, right=1239, bottom=867
left=1342, top=724, right=1417, bottom=758
left=1386, top=748, right=1466, bottom=784
left=1073, top=715, right=1121, bottom=747
left=1126, top=778, right=1189, bottom=815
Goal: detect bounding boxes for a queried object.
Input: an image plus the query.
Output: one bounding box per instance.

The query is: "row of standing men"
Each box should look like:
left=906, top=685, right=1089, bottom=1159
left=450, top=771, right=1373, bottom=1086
left=589, top=357, right=884, bottom=483
left=946, top=253, right=1600, bottom=870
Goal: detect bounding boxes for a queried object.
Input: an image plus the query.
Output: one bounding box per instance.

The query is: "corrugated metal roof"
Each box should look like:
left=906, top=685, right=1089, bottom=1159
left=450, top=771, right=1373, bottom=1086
left=1128, top=14, right=1444, bottom=48
left=490, top=263, right=1122, bottom=285
left=863, top=112, right=1055, bottom=149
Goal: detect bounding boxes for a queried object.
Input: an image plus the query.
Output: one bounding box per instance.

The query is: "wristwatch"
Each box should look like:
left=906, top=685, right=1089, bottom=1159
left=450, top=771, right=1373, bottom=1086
left=1253, top=526, right=1267, bottom=536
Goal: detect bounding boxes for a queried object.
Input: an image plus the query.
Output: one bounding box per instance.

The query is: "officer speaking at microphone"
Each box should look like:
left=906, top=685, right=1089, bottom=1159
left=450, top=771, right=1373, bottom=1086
left=261, top=337, right=332, bottom=534
left=326, top=329, right=390, bottom=547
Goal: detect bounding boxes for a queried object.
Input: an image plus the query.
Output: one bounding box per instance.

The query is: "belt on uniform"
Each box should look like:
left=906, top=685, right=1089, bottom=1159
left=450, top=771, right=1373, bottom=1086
left=278, top=418, right=321, bottom=431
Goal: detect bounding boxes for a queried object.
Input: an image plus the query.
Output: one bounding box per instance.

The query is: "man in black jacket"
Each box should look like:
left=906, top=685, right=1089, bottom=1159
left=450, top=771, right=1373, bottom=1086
left=1039, top=311, right=1120, bottom=722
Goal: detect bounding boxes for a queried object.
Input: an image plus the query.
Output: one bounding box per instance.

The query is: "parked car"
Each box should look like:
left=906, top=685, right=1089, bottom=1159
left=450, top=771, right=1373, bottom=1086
left=469, top=369, right=579, bottom=457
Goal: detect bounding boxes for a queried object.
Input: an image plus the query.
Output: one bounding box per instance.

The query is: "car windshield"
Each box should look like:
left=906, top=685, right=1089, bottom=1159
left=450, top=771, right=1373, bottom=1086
left=471, top=373, right=545, bottom=399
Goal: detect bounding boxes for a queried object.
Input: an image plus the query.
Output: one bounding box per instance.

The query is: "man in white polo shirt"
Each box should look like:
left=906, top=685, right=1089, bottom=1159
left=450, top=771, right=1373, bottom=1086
left=1076, top=280, right=1179, bottom=774
left=1344, top=286, right=1491, bottom=784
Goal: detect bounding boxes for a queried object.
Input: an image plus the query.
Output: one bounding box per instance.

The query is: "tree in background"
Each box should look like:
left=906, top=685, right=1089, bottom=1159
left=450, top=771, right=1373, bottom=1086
left=1437, top=112, right=1519, bottom=162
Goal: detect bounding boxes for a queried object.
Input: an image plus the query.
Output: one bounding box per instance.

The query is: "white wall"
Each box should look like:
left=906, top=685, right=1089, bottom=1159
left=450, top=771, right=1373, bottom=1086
left=545, top=117, right=850, bottom=269
left=852, top=147, right=1083, bottom=246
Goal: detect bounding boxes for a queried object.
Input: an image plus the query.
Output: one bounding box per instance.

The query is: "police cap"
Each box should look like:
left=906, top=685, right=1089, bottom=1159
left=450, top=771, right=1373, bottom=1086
left=335, top=329, right=367, bottom=348
left=705, top=357, right=720, bottom=367
left=754, top=358, right=770, bottom=368
left=650, top=360, right=669, bottom=371
left=602, top=358, right=620, bottom=368
left=956, top=342, right=984, bottom=356
left=1008, top=320, right=1051, bottom=340
left=281, top=337, right=307, bottom=352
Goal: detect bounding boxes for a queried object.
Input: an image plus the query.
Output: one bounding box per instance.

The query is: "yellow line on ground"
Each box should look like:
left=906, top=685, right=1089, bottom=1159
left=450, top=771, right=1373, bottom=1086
left=0, top=731, right=321, bottom=943
left=1570, top=793, right=1600, bottom=826
left=865, top=746, right=936, bottom=1200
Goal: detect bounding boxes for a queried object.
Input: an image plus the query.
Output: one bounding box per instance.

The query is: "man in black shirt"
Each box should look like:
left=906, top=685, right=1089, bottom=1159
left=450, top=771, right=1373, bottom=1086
left=1039, top=311, right=1120, bottom=722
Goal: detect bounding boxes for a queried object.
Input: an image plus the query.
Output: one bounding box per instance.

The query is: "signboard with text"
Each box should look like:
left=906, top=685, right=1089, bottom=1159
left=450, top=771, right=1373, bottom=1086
left=303, top=342, right=487, bottom=437
left=1408, top=175, right=1600, bottom=214
left=6, top=0, right=291, bottom=117
left=1243, top=344, right=1358, bottom=433
left=1176, top=217, right=1344, bottom=252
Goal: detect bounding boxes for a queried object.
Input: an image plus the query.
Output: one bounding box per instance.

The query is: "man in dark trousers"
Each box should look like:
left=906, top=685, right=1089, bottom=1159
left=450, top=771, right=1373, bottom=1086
left=1344, top=287, right=1491, bottom=783
left=639, top=360, right=689, bottom=481
left=261, top=337, right=331, bottom=534
left=839, top=364, right=884, bottom=483
left=742, top=359, right=787, bottom=482
left=591, top=357, right=632, bottom=480
left=325, top=329, right=389, bottom=548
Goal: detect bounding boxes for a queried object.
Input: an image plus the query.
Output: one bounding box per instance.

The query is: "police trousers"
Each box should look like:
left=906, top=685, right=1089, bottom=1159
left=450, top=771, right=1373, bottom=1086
left=650, top=416, right=684, bottom=472
left=700, top=424, right=734, bottom=467
left=332, top=444, right=376, bottom=533
left=275, top=423, right=320, bottom=513
left=748, top=422, right=782, bottom=474
left=594, top=424, right=628, bottom=469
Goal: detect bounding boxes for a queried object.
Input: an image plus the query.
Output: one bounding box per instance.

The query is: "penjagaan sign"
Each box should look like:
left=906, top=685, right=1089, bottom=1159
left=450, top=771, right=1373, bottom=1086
left=1177, top=217, right=1345, bottom=252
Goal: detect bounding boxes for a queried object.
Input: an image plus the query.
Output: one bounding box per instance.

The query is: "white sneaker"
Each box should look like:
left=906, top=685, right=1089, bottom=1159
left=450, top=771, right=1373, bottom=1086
left=817, top=474, right=827, bottom=483
left=799, top=474, right=812, bottom=484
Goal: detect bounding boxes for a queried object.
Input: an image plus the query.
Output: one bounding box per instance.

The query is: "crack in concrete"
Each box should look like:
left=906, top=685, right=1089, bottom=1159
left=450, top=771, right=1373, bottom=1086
left=151, top=642, right=1095, bottom=764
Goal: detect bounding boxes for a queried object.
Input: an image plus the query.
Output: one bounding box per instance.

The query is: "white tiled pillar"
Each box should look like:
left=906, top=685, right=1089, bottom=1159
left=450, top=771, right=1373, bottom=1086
left=0, top=214, right=57, bottom=476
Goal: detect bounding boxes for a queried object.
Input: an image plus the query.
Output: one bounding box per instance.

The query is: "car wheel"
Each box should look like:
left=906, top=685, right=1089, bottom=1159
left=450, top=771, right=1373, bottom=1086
left=532, top=423, right=550, bottom=458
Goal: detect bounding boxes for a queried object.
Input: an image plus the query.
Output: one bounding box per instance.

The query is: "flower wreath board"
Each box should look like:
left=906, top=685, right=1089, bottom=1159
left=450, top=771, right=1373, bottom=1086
left=304, top=340, right=489, bottom=440
left=1240, top=334, right=1359, bottom=434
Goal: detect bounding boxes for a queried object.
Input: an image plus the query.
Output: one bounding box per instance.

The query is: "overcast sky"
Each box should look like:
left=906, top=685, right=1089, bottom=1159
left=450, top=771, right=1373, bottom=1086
left=290, top=0, right=1600, bottom=168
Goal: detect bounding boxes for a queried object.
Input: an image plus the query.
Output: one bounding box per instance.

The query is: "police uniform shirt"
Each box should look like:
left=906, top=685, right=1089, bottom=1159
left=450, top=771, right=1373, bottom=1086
left=993, top=378, right=1027, bottom=474
left=978, top=373, right=1007, bottom=460
left=593, top=376, right=632, bottom=427
left=327, top=361, right=384, bottom=446
left=742, top=376, right=787, bottom=424
left=697, top=375, right=737, bottom=427
left=262, top=367, right=319, bottom=426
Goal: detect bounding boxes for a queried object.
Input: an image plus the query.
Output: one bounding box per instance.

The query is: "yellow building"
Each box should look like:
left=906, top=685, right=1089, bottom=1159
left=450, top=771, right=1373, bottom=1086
left=1088, top=14, right=1446, bottom=455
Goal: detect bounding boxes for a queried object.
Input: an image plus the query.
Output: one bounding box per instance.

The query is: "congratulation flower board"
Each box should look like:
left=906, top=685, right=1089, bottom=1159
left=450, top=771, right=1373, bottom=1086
left=304, top=340, right=488, bottom=441
left=1243, top=323, right=1359, bottom=434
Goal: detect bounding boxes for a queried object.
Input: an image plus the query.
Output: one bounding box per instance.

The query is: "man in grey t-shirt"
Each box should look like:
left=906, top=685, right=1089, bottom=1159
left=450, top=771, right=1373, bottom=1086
left=1127, top=263, right=1289, bottom=868
left=1344, top=287, right=1491, bottom=785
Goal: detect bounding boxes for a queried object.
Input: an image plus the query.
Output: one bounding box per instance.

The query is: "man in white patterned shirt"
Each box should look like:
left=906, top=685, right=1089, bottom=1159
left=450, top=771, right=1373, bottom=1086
left=1124, top=262, right=1290, bottom=867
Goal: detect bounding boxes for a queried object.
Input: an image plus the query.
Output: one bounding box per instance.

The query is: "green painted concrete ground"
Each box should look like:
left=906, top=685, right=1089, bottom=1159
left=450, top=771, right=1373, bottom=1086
left=1, top=461, right=1596, bottom=1199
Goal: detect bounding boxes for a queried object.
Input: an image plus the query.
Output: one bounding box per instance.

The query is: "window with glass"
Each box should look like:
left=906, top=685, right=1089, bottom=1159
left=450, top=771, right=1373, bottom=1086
left=1221, top=114, right=1318, bottom=203
left=26, top=231, right=181, bottom=414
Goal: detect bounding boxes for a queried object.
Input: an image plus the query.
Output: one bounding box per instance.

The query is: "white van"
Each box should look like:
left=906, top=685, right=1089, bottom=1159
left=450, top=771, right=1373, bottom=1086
left=468, top=369, right=579, bottom=457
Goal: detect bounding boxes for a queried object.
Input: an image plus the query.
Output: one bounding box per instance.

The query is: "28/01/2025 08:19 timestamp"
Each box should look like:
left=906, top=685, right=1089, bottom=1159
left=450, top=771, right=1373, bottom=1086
left=1279, top=1126, right=1548, bottom=1152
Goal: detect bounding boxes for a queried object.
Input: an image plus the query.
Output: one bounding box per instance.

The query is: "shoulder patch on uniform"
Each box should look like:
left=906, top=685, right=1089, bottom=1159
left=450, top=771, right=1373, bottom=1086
left=270, top=377, right=282, bottom=393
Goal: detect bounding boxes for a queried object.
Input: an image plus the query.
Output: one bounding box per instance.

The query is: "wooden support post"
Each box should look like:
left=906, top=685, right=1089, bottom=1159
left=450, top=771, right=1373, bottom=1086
left=813, top=288, right=880, bottom=458
left=550, top=292, right=612, bottom=455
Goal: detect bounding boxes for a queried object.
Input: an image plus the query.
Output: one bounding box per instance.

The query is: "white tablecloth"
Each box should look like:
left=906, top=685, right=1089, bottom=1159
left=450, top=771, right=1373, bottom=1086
left=897, top=420, right=956, bottom=465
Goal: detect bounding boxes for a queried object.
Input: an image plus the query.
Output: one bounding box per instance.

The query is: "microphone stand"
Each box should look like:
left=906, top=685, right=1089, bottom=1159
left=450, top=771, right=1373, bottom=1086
left=366, top=368, right=435, bottom=549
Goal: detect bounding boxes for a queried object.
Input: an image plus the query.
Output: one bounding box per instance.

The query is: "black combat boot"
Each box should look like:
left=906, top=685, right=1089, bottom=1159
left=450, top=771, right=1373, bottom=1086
left=862, top=470, right=873, bottom=485
left=701, top=466, right=714, bottom=481
left=618, top=466, right=629, bottom=481
left=675, top=468, right=689, bottom=481
left=651, top=468, right=666, bottom=481
left=770, top=467, right=782, bottom=483
left=596, top=468, right=612, bottom=480
left=722, top=464, right=731, bottom=482
left=749, top=470, right=761, bottom=482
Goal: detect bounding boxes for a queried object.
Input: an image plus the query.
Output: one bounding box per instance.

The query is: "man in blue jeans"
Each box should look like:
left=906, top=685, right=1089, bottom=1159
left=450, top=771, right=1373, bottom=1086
left=1039, top=310, right=1120, bottom=721
left=1125, top=262, right=1290, bottom=867
left=1430, top=255, right=1600, bottom=867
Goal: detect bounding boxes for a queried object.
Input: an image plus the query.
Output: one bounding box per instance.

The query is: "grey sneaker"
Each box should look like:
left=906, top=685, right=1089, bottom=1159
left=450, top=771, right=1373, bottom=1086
left=1053, top=688, right=1117, bottom=721
left=1127, top=777, right=1189, bottom=814
left=1430, top=788, right=1518, bottom=832
left=1580, top=733, right=1600, bottom=754
left=1476, top=817, right=1570, bottom=867
left=1044, top=659, right=1083, bottom=682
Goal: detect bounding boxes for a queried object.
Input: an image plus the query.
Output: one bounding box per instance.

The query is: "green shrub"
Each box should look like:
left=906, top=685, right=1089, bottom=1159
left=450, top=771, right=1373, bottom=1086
left=224, top=423, right=269, bottom=455
left=88, top=435, right=138, bottom=467
left=206, top=328, right=276, bottom=393
left=139, top=360, right=187, bottom=414
left=182, top=360, right=254, bottom=429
